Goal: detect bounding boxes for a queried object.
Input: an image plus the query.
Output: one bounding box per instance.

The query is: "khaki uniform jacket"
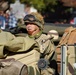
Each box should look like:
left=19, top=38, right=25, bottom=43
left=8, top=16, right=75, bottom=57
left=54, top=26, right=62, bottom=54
left=26, top=34, right=56, bottom=75
left=35, top=34, right=55, bottom=60
left=0, top=30, right=56, bottom=75
left=0, top=30, right=15, bottom=58
left=24, top=33, right=55, bottom=60
left=0, top=30, right=39, bottom=58
left=35, top=34, right=56, bottom=75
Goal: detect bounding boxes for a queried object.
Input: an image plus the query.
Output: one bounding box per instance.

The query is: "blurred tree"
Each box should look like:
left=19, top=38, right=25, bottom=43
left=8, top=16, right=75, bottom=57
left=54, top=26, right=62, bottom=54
left=4, top=0, right=72, bottom=13
left=20, top=0, right=58, bottom=12
left=4, top=0, right=72, bottom=22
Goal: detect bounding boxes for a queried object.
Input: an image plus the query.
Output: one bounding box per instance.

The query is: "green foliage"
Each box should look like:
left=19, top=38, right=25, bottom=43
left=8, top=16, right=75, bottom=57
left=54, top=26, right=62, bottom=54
left=6, top=0, right=71, bottom=13
left=44, top=0, right=57, bottom=5
left=20, top=0, right=58, bottom=12
left=20, top=0, right=26, bottom=3
left=5, top=0, right=58, bottom=12
left=30, top=0, right=45, bottom=11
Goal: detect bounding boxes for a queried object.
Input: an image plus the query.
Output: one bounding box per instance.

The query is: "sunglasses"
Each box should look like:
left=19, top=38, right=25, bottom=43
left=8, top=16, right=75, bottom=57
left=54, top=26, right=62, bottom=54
left=24, top=14, right=41, bottom=23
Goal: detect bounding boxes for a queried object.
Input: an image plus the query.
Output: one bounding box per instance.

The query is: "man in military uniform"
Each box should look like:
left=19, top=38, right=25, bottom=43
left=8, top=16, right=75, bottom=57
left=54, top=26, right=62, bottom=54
left=23, top=12, right=58, bottom=75
left=0, top=12, right=58, bottom=75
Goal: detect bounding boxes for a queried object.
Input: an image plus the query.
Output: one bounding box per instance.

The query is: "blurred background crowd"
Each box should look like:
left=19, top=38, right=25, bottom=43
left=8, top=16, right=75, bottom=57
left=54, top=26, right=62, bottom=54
left=0, top=0, right=76, bottom=31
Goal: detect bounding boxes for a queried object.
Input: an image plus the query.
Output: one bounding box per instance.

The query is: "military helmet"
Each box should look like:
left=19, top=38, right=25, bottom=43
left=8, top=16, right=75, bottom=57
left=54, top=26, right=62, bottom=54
left=23, top=12, right=44, bottom=30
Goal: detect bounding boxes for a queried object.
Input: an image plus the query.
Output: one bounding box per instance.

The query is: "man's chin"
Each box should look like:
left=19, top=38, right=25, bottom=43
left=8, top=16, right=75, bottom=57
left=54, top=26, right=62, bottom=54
left=28, top=31, right=33, bottom=35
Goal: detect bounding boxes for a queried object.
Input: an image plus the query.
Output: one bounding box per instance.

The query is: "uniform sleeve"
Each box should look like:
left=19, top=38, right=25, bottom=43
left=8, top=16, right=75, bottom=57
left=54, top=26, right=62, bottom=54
left=6, top=32, right=15, bottom=41
left=5, top=37, right=39, bottom=52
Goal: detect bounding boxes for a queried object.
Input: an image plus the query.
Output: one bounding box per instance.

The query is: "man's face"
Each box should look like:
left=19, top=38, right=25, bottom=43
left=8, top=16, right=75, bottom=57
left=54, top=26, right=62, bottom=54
left=26, top=23, right=39, bottom=35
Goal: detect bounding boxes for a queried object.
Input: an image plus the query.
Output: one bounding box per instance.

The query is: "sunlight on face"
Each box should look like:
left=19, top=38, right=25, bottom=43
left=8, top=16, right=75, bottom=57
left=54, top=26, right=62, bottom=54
left=26, top=24, right=36, bottom=31
left=26, top=23, right=39, bottom=35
